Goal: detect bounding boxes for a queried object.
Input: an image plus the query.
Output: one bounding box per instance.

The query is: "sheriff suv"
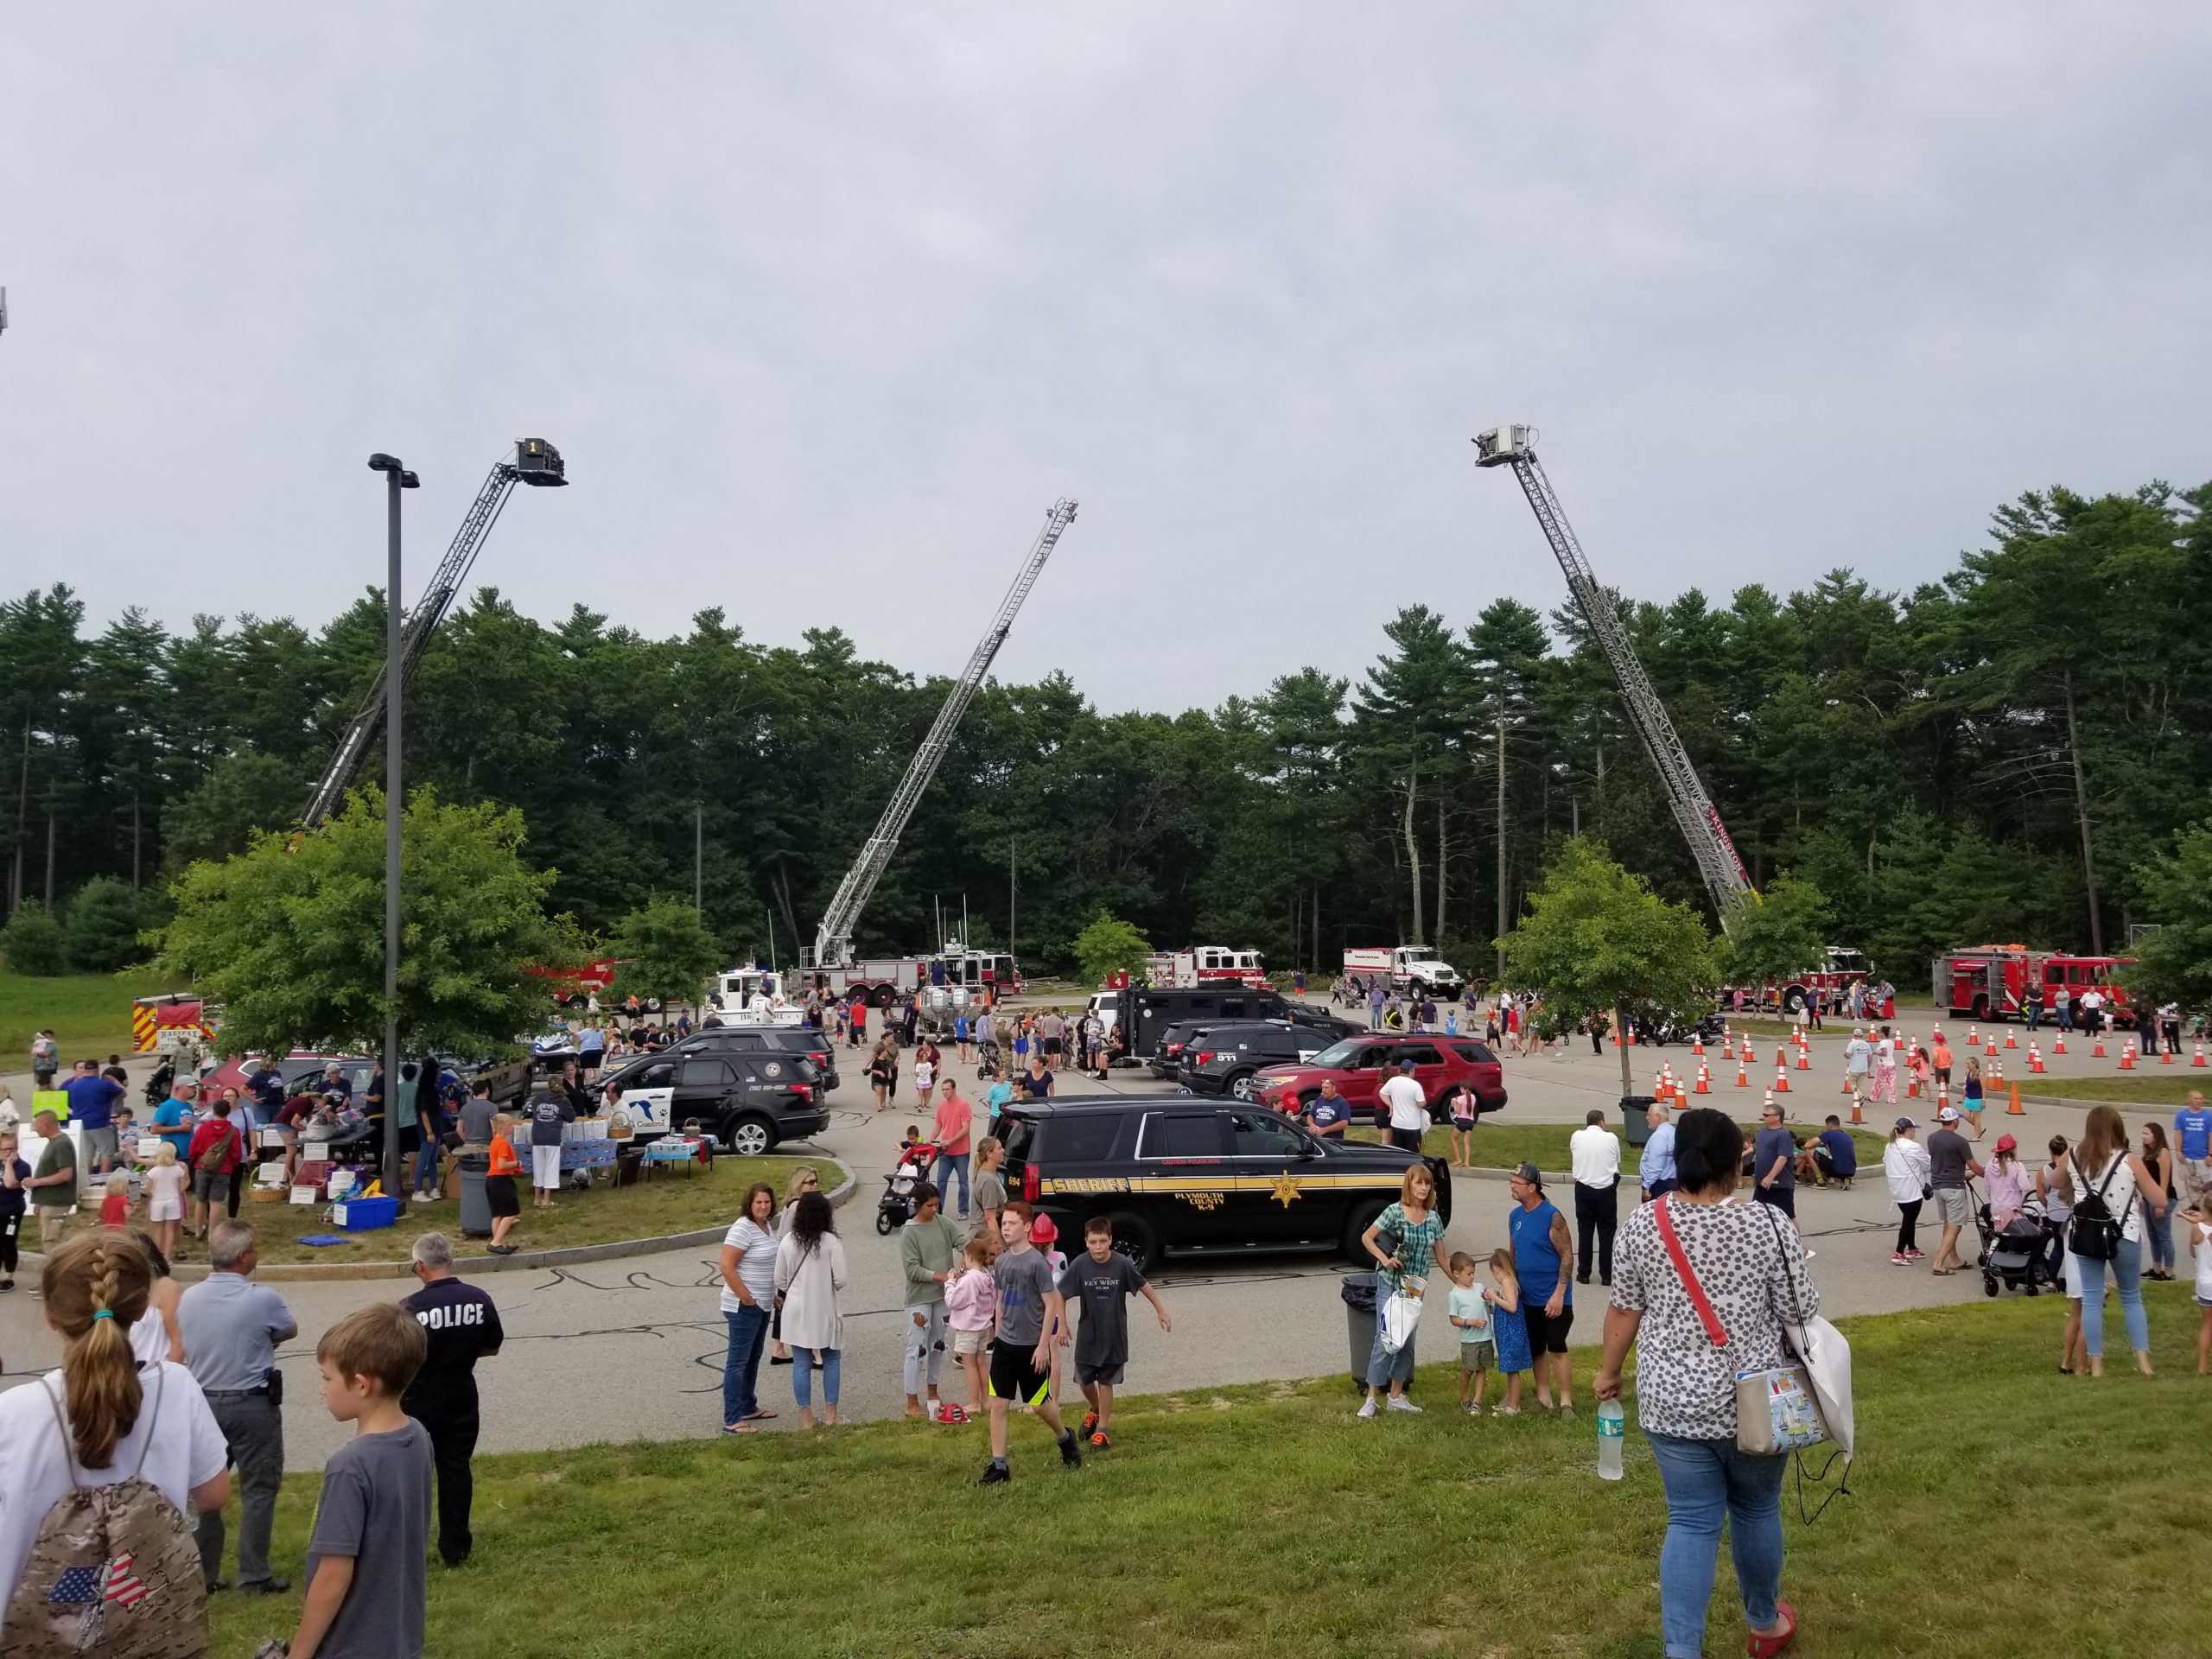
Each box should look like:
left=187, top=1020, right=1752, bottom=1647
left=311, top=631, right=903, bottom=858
left=1255, top=1033, right=1507, bottom=1122
left=994, top=1095, right=1451, bottom=1274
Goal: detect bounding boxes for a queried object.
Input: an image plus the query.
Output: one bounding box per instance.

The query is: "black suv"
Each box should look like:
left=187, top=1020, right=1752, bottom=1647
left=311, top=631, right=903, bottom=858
left=676, top=1024, right=840, bottom=1091
left=1149, top=1007, right=1357, bottom=1079
left=591, top=1049, right=827, bottom=1154
left=995, top=1096, right=1450, bottom=1274
left=1175, top=1020, right=1342, bottom=1098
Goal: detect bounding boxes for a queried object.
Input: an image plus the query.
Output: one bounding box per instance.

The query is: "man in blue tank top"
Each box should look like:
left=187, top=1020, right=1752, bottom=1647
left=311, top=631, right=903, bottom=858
left=1507, top=1162, right=1576, bottom=1416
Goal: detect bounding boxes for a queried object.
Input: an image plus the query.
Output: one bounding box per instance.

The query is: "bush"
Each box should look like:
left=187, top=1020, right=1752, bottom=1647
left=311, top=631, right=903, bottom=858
left=1, top=900, right=67, bottom=976
left=66, top=878, right=150, bottom=974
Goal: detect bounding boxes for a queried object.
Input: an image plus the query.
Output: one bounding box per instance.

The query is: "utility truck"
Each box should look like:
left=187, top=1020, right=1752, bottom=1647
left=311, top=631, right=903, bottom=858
left=1341, top=945, right=1464, bottom=1001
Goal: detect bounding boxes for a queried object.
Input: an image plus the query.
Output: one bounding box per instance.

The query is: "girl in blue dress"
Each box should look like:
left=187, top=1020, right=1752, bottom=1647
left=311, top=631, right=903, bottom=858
left=1484, top=1249, right=1533, bottom=1414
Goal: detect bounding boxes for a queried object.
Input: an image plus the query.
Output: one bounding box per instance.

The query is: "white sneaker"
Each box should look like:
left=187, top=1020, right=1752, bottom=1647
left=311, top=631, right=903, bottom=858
left=1386, top=1395, right=1423, bottom=1413
left=1465, top=1402, right=1483, bottom=1415
left=1357, top=1398, right=1378, bottom=1420
left=1803, top=1249, right=1817, bottom=1260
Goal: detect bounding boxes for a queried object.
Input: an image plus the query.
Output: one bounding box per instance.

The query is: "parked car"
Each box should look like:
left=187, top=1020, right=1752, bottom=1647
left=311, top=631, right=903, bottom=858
left=591, top=1048, right=826, bottom=1154
left=668, top=1024, right=841, bottom=1091
left=1173, top=1020, right=1343, bottom=1098
left=1254, top=1033, right=1506, bottom=1122
left=995, top=1095, right=1452, bottom=1274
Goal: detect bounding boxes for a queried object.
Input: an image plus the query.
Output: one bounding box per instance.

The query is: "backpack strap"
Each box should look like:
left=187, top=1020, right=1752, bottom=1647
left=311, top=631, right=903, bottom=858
left=40, top=1380, right=82, bottom=1491
left=130, top=1364, right=166, bottom=1481
left=1654, top=1196, right=1729, bottom=1348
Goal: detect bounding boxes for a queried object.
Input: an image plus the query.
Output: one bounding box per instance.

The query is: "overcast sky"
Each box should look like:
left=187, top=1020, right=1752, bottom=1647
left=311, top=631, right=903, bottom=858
left=4, top=4, right=2207, bottom=712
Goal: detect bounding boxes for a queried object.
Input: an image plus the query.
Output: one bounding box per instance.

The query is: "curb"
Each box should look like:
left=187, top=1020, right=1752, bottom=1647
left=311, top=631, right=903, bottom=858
left=47, top=1156, right=855, bottom=1285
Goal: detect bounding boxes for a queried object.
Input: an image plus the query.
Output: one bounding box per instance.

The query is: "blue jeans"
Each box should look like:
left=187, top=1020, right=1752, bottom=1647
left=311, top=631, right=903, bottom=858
left=2144, top=1204, right=2176, bottom=1274
left=1365, top=1322, right=1414, bottom=1389
left=2072, top=1237, right=2149, bottom=1357
left=939, top=1152, right=970, bottom=1217
left=721, top=1305, right=771, bottom=1425
left=791, top=1345, right=841, bottom=1409
left=1645, top=1433, right=1789, bottom=1659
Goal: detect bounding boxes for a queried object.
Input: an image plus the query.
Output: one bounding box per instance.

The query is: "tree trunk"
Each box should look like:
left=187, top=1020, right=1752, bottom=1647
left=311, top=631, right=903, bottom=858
left=1402, top=749, right=1424, bottom=944
left=1617, top=1003, right=1632, bottom=1097
left=1496, top=715, right=1509, bottom=986
left=2063, top=670, right=2102, bottom=953
left=44, top=810, right=56, bottom=910
left=1434, top=789, right=1447, bottom=946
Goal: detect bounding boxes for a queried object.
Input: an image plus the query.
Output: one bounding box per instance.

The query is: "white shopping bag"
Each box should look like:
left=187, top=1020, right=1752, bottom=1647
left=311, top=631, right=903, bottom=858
left=1379, top=1283, right=1426, bottom=1355
left=1789, top=1313, right=1855, bottom=1456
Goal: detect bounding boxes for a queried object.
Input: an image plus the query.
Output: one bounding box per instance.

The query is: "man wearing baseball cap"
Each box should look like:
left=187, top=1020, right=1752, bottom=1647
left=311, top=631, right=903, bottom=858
left=1926, top=1106, right=1983, bottom=1275
left=1507, top=1162, right=1577, bottom=1416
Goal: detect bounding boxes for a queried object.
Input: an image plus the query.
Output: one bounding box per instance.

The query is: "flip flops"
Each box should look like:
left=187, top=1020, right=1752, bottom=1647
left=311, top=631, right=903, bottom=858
left=1746, top=1600, right=1797, bottom=1656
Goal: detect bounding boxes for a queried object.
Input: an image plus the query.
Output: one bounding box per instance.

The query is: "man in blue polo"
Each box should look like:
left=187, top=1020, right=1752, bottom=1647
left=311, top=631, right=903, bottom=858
left=62, top=1058, right=125, bottom=1177
left=2175, top=1089, right=2211, bottom=1213
left=1638, top=1101, right=1678, bottom=1201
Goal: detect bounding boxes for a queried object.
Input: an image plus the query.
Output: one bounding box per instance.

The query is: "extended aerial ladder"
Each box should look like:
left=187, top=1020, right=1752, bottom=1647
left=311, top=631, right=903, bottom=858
left=1473, top=425, right=1751, bottom=922
left=807, top=497, right=1078, bottom=970
left=297, top=439, right=567, bottom=833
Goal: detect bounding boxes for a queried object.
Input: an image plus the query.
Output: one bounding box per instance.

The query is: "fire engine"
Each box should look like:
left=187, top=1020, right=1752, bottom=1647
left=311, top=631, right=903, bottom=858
left=525, top=958, right=627, bottom=1009
left=1144, top=946, right=1268, bottom=989
left=791, top=941, right=1021, bottom=1008
left=130, top=994, right=222, bottom=1056
left=1723, top=948, right=1886, bottom=1019
left=1932, top=944, right=2138, bottom=1026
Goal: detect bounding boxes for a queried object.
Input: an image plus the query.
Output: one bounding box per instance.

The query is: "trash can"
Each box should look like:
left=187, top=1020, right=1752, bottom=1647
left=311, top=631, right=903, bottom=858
left=456, top=1148, right=493, bottom=1238
left=1341, top=1271, right=1414, bottom=1391
left=1622, top=1095, right=1656, bottom=1147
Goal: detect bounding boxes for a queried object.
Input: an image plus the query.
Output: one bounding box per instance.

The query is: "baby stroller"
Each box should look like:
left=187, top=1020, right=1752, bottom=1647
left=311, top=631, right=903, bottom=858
left=875, top=1140, right=940, bottom=1235
left=1977, top=1191, right=2050, bottom=1298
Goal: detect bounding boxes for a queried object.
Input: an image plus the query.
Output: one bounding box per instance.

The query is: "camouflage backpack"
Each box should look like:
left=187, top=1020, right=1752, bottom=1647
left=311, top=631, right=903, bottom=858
left=3, top=1369, right=207, bottom=1659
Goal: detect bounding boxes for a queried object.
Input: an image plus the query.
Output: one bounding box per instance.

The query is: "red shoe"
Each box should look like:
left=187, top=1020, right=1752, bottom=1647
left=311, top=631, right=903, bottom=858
left=1088, top=1430, right=1110, bottom=1449
left=1746, top=1600, right=1797, bottom=1656
left=1080, top=1410, right=1100, bottom=1437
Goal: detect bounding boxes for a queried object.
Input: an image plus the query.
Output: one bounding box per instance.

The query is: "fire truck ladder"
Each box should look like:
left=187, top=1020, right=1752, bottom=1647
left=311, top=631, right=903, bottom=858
left=1473, top=425, right=1751, bottom=922
left=808, top=497, right=1078, bottom=971
left=298, top=440, right=567, bottom=833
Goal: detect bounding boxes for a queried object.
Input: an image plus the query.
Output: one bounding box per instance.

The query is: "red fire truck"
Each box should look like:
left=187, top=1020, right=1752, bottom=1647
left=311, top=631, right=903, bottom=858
left=1723, top=947, right=1885, bottom=1019
left=1932, top=944, right=2138, bottom=1027
left=525, top=958, right=626, bottom=1008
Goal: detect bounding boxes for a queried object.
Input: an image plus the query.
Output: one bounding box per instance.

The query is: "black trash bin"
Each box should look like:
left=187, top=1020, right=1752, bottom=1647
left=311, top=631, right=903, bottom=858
left=1341, top=1270, right=1417, bottom=1392
left=1622, top=1094, right=1657, bottom=1148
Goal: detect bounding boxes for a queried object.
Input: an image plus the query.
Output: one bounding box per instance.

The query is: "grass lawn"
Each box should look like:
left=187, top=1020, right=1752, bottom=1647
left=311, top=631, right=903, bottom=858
left=1349, top=1119, right=1887, bottom=1173
left=2023, top=1074, right=2208, bottom=1107
left=207, top=1285, right=2211, bottom=1658
left=210, top=1154, right=838, bottom=1267
left=0, top=969, right=170, bottom=1062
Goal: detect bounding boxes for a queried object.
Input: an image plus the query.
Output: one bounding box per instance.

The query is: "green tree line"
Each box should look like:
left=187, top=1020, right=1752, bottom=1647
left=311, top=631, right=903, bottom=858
left=3, top=476, right=2208, bottom=986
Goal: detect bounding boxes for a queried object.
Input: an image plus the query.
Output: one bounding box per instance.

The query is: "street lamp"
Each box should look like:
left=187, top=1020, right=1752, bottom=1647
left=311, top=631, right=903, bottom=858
left=367, top=454, right=419, bottom=1214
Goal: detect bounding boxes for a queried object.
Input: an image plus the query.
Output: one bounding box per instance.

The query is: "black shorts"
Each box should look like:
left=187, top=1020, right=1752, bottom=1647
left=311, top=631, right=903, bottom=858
left=1933, top=1067, right=1951, bottom=1086
left=1041, top=1037, right=1062, bottom=1056
left=1075, top=1356, right=1126, bottom=1387
left=1522, top=1301, right=1574, bottom=1354
left=486, top=1174, right=519, bottom=1218
left=1754, top=1184, right=1797, bottom=1219
left=579, top=1051, right=602, bottom=1075
left=988, top=1339, right=1052, bottom=1406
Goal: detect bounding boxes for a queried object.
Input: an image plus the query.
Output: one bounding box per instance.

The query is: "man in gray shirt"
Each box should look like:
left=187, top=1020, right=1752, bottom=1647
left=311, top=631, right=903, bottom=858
left=458, top=1077, right=498, bottom=1147
left=179, top=1219, right=298, bottom=1594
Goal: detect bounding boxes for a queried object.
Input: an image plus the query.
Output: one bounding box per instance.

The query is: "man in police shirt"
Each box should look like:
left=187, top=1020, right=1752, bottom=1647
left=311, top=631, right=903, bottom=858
left=400, top=1231, right=505, bottom=1567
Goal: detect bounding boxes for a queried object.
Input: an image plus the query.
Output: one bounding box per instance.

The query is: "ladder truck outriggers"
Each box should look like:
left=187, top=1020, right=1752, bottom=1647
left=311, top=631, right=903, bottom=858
left=297, top=439, right=568, bottom=834
left=1474, top=425, right=1752, bottom=925
left=791, top=498, right=1078, bottom=1009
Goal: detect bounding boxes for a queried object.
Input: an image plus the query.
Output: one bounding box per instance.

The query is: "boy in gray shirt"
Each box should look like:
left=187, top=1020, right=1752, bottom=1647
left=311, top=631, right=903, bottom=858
left=290, top=1303, right=433, bottom=1659
left=978, top=1201, right=1079, bottom=1486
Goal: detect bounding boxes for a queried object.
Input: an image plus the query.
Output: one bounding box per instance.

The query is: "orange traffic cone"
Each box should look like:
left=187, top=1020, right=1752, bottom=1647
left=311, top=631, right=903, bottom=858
left=2120, top=1043, right=2135, bottom=1071
left=1849, top=1094, right=1865, bottom=1125
left=2093, top=1033, right=2107, bottom=1058
left=2053, top=1033, right=2066, bottom=1054
left=1991, top=1057, right=2005, bottom=1087
left=1692, top=1032, right=1705, bottom=1057
left=1796, top=1045, right=1811, bottom=1071
left=2195, top=1042, right=2208, bottom=1069
left=1936, top=1082, right=1949, bottom=1112
left=2029, top=1042, right=2044, bottom=1075
left=1625, top=1026, right=1637, bottom=1047
left=1774, top=1064, right=1791, bottom=1095
left=1694, top=1063, right=1712, bottom=1096
left=2006, top=1082, right=2026, bottom=1116
left=2004, top=1029, right=2018, bottom=1050
left=1735, top=1057, right=1750, bottom=1088
left=1740, top=1038, right=1755, bottom=1064
left=1763, top=1088, right=1777, bottom=1116
left=1967, top=1025, right=1979, bottom=1048
left=1984, top=1033, right=1998, bottom=1057
left=2161, top=1041, right=2176, bottom=1066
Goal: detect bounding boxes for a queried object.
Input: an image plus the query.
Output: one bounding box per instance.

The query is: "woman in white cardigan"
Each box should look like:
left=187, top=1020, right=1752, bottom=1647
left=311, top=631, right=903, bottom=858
left=774, top=1189, right=850, bottom=1427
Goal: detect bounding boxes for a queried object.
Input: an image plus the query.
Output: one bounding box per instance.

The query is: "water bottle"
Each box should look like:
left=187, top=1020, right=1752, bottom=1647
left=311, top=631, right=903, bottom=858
left=1597, top=1398, right=1625, bottom=1480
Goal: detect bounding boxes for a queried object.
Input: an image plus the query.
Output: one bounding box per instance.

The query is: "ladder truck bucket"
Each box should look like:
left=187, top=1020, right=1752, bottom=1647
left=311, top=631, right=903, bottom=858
left=512, top=438, right=568, bottom=486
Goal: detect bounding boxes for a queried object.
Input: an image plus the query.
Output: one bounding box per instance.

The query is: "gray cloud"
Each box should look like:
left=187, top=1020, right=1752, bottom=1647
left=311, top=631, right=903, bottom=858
left=3, top=3, right=2207, bottom=710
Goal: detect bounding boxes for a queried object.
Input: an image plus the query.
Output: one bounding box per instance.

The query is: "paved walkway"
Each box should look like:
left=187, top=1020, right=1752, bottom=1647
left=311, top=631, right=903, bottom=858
left=0, top=1005, right=2186, bottom=1470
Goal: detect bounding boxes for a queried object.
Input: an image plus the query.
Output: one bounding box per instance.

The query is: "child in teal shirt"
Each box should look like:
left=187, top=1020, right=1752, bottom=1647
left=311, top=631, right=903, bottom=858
left=1446, top=1252, right=1495, bottom=1414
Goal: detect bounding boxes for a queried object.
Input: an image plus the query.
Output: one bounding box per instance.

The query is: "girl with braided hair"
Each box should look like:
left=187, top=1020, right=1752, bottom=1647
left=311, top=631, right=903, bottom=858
left=0, top=1232, right=230, bottom=1643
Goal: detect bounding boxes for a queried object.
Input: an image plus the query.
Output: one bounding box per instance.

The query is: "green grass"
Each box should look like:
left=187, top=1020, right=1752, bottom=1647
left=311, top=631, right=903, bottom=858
left=205, top=1287, right=2212, bottom=1658
left=0, top=969, right=171, bottom=1062
left=1349, top=1119, right=1886, bottom=1172
left=211, top=1154, right=838, bottom=1267
left=2022, top=1074, right=2209, bottom=1106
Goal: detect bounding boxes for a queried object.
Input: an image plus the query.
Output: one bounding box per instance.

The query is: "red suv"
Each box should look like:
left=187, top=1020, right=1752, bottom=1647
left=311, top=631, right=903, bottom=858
left=1256, top=1033, right=1506, bottom=1122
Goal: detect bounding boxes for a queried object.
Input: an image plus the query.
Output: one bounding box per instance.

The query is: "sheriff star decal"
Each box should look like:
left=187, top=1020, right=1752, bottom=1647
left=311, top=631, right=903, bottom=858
left=1268, top=1172, right=1304, bottom=1208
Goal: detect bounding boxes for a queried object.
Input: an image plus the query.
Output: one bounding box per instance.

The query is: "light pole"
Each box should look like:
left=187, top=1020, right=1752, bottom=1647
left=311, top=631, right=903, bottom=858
left=367, top=453, right=418, bottom=1214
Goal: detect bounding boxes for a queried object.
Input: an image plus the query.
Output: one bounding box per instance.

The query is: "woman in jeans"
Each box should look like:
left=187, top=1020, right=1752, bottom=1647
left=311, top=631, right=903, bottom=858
left=774, top=1189, right=849, bottom=1427
left=717, top=1182, right=780, bottom=1433
left=1882, top=1117, right=1930, bottom=1264
left=1595, top=1107, right=1819, bottom=1658
left=2059, top=1104, right=2164, bottom=1376
left=1355, top=1164, right=1450, bottom=1418
left=2139, top=1122, right=2177, bottom=1281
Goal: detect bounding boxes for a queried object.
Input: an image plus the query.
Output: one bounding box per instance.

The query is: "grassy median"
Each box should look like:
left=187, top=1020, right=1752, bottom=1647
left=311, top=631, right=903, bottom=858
left=191, top=1154, right=839, bottom=1268
left=207, top=1282, right=2209, bottom=1657
left=1351, top=1120, right=1888, bottom=1173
